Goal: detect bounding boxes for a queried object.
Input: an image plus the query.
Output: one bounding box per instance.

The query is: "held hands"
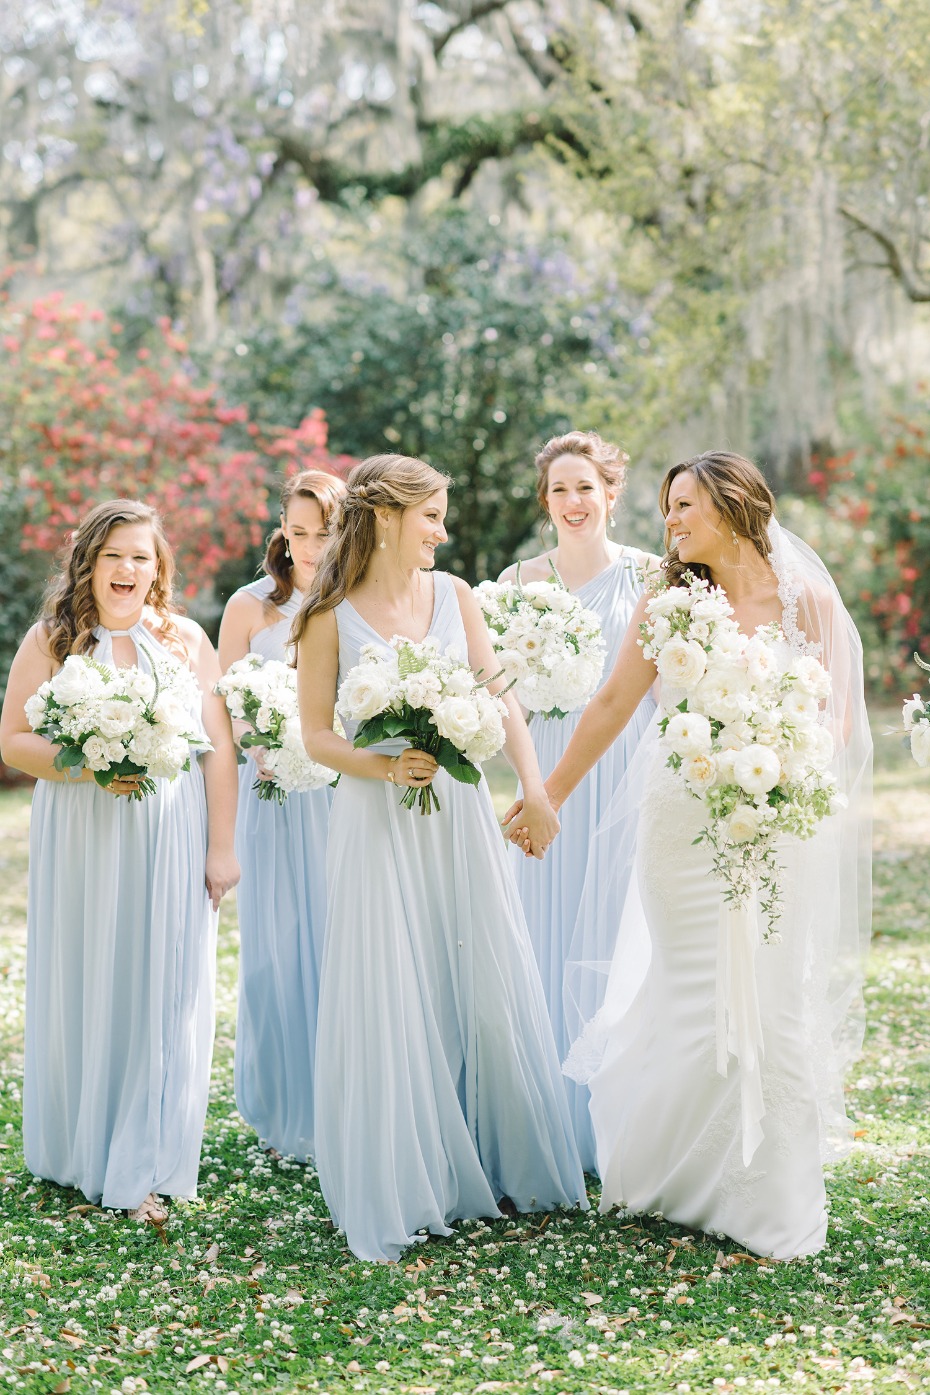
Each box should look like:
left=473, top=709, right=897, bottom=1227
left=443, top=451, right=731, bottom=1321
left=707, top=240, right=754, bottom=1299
left=388, top=748, right=439, bottom=789
left=501, top=790, right=560, bottom=860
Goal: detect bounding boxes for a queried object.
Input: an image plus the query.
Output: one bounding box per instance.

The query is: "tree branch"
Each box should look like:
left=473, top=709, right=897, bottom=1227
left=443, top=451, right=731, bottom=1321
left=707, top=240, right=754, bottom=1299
left=433, top=0, right=514, bottom=58
left=839, top=204, right=930, bottom=303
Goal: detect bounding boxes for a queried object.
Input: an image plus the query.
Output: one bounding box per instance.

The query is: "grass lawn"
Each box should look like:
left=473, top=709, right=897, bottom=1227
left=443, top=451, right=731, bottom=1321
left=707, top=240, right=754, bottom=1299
left=0, top=708, right=929, bottom=1394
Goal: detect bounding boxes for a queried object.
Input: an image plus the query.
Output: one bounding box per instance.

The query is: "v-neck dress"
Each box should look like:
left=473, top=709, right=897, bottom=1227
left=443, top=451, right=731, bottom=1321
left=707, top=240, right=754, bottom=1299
left=313, top=571, right=587, bottom=1261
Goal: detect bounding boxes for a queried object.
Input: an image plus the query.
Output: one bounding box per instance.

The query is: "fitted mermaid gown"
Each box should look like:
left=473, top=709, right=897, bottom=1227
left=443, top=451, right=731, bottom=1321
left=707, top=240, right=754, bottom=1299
left=514, top=554, right=655, bottom=1172
left=24, top=620, right=216, bottom=1209
left=232, top=577, right=331, bottom=1160
left=313, top=571, right=587, bottom=1262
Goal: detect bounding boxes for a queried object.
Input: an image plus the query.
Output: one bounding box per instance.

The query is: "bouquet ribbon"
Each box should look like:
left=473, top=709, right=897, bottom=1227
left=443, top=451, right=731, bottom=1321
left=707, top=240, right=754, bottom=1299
left=715, top=896, right=766, bottom=1167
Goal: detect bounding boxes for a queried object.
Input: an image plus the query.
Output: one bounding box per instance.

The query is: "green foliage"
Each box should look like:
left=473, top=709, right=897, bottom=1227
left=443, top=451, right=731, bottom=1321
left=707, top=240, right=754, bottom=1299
left=0, top=485, right=51, bottom=761
left=219, top=211, right=632, bottom=582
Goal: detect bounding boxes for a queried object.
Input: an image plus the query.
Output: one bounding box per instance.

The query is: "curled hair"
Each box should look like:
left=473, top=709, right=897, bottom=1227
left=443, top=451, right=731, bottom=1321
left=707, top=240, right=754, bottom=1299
left=263, top=469, right=347, bottom=606
left=535, top=430, right=629, bottom=517
left=659, top=451, right=776, bottom=586
left=41, top=498, right=180, bottom=666
left=290, top=453, right=451, bottom=650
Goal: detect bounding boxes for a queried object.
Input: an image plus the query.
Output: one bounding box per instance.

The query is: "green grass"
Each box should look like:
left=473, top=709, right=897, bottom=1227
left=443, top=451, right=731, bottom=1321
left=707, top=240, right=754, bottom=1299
left=1, top=711, right=929, bottom=1393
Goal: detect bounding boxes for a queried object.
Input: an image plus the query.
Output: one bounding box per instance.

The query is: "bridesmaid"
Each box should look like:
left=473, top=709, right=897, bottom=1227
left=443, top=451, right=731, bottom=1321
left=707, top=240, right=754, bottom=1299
left=499, top=431, right=658, bottom=1173
left=0, top=499, right=239, bottom=1223
left=293, top=453, right=587, bottom=1262
left=218, top=468, right=346, bottom=1160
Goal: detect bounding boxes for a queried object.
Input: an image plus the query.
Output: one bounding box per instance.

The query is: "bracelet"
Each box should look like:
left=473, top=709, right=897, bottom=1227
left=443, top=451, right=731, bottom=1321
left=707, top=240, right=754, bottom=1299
left=386, top=756, right=399, bottom=785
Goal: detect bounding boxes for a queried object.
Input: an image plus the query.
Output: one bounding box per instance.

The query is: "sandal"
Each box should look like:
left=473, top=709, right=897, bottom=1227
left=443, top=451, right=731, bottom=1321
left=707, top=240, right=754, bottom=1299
left=128, top=1192, right=169, bottom=1225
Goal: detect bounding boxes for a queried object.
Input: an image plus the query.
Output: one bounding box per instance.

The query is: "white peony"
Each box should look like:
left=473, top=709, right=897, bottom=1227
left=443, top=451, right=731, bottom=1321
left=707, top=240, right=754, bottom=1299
left=338, top=668, right=395, bottom=722
left=911, top=720, right=930, bottom=768
left=663, top=710, right=713, bottom=757
left=151, top=689, right=190, bottom=734
left=656, top=637, right=707, bottom=690
left=728, top=803, right=764, bottom=843
left=779, top=689, right=820, bottom=726
left=693, top=665, right=751, bottom=725
left=793, top=723, right=834, bottom=770
left=902, top=695, right=924, bottom=729
left=733, top=743, right=782, bottom=795
left=743, top=635, right=779, bottom=686
left=788, top=654, right=832, bottom=701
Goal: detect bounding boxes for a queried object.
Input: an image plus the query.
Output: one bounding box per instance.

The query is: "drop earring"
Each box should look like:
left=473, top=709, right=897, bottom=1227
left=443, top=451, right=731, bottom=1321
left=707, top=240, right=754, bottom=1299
left=608, top=511, right=616, bottom=533
left=545, top=517, right=554, bottom=534
left=380, top=535, right=387, bottom=550
left=284, top=537, right=291, bottom=560
left=730, top=528, right=739, bottom=546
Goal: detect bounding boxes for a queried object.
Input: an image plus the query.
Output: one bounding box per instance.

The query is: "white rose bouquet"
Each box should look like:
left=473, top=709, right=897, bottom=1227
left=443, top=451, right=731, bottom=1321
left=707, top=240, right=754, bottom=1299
left=25, top=651, right=208, bottom=801
left=216, top=655, right=338, bottom=804
left=640, top=572, right=838, bottom=939
left=474, top=567, right=606, bottom=719
left=901, top=653, right=930, bottom=769
left=338, top=635, right=507, bottom=814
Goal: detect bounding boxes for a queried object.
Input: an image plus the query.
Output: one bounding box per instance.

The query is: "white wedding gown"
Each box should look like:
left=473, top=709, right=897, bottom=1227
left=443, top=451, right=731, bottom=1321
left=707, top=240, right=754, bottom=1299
left=567, top=525, right=872, bottom=1259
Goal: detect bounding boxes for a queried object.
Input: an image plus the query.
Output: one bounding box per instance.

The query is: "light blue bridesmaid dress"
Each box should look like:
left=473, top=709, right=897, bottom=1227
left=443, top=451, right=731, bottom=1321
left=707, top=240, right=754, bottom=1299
left=232, top=576, right=331, bottom=1161
left=314, top=571, right=587, bottom=1262
left=23, top=621, right=216, bottom=1210
left=515, top=553, right=656, bottom=1174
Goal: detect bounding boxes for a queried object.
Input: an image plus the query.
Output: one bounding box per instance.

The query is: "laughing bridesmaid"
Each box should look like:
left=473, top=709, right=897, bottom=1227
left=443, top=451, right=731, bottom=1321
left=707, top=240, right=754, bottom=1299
left=499, top=432, right=658, bottom=1172
left=219, top=469, right=346, bottom=1160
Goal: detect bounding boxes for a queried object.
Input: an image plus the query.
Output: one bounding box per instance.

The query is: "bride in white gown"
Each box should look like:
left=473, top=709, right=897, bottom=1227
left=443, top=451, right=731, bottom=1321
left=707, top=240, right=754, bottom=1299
left=506, top=451, right=871, bottom=1258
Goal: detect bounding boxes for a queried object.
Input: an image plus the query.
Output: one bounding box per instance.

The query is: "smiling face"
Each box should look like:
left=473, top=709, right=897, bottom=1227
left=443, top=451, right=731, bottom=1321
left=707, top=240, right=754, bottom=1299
left=664, top=470, right=729, bottom=567
left=392, top=489, right=448, bottom=570
left=545, top=454, right=614, bottom=543
left=282, top=494, right=330, bottom=590
left=91, top=523, right=159, bottom=629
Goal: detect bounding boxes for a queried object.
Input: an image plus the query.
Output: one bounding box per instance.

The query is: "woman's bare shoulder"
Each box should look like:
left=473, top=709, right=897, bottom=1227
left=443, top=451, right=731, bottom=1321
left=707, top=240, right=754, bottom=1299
left=497, top=553, right=553, bottom=585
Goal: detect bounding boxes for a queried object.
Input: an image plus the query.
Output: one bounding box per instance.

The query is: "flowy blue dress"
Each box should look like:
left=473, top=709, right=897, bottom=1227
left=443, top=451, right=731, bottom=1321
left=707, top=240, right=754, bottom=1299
left=514, top=554, right=655, bottom=1172
left=313, top=571, right=587, bottom=1261
left=232, top=577, right=331, bottom=1160
left=23, top=620, right=216, bottom=1209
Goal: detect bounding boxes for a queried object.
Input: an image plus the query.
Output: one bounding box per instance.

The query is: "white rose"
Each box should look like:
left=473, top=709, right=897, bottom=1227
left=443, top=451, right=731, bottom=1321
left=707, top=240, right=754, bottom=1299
left=789, top=654, right=832, bottom=701
left=682, top=751, right=718, bottom=792
left=779, top=689, right=820, bottom=727
left=902, top=695, right=925, bottom=729
left=401, top=671, right=444, bottom=711
left=656, top=637, right=707, bottom=690
left=712, top=627, right=748, bottom=662
left=690, top=591, right=732, bottom=622
left=650, top=615, right=672, bottom=647
left=743, top=635, right=779, bottom=686
left=50, top=655, right=109, bottom=707
left=646, top=587, right=691, bottom=618
left=495, top=648, right=529, bottom=680
left=95, top=696, right=143, bottom=740
left=520, top=582, right=554, bottom=610
left=24, top=691, right=49, bottom=729
left=81, top=735, right=112, bottom=771
left=338, top=666, right=394, bottom=722
left=663, top=710, right=713, bottom=757
left=911, top=720, right=930, bottom=768
left=733, top=743, right=782, bottom=796
left=431, top=696, right=481, bottom=748
left=513, top=630, right=545, bottom=659
left=152, top=689, right=190, bottom=734
left=793, top=723, right=834, bottom=770
left=728, top=803, right=764, bottom=843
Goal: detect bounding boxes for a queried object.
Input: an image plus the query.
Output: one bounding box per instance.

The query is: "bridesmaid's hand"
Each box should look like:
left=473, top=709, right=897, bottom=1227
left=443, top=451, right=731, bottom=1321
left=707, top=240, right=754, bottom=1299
left=206, top=848, right=240, bottom=911
left=106, top=773, right=145, bottom=797
left=249, top=748, right=276, bottom=782
left=502, top=793, right=560, bottom=860
left=390, top=748, right=439, bottom=789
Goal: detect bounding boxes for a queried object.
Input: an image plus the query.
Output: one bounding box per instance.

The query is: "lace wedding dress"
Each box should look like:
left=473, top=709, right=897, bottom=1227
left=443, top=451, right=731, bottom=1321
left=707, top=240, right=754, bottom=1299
left=564, top=524, right=872, bottom=1258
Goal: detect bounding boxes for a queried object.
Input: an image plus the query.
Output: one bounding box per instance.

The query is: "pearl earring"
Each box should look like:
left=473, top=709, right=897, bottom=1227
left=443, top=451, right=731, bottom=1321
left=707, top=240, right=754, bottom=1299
left=380, top=535, right=387, bottom=550
left=608, top=511, right=616, bottom=532
left=545, top=517, right=554, bottom=534
left=284, top=538, right=291, bottom=560
left=731, top=528, right=739, bottom=546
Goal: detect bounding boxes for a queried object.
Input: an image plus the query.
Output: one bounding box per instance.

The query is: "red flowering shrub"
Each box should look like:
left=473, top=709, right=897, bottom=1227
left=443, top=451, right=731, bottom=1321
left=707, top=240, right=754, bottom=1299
left=780, top=408, right=930, bottom=690
left=0, top=286, right=351, bottom=600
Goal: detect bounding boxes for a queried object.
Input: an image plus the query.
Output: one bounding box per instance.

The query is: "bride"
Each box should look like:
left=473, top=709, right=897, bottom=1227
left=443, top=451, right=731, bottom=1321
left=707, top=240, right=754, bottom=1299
left=506, top=450, right=872, bottom=1258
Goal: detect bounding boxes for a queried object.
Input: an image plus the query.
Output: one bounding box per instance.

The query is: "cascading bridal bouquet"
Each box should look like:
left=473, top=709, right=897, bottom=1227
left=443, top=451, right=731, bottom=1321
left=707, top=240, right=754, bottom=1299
left=25, top=651, right=208, bottom=800
left=338, top=635, right=508, bottom=814
left=640, top=572, right=838, bottom=940
left=901, top=653, right=930, bottom=768
left=473, top=567, right=606, bottom=719
left=216, top=655, right=338, bottom=804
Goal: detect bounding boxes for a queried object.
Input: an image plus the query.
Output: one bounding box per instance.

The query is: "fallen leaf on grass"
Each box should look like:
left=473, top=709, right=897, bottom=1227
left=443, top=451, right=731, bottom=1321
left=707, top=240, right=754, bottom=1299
left=580, top=1292, right=602, bottom=1307
left=186, top=1355, right=212, bottom=1373
left=58, top=1331, right=84, bottom=1348
left=204, top=1242, right=220, bottom=1263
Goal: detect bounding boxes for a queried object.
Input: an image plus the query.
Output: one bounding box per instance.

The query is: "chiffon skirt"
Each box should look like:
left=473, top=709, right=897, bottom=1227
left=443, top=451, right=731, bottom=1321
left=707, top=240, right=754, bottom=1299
left=234, top=763, right=330, bottom=1160
left=588, top=766, right=828, bottom=1258
left=315, top=760, right=587, bottom=1262
left=24, top=768, right=216, bottom=1210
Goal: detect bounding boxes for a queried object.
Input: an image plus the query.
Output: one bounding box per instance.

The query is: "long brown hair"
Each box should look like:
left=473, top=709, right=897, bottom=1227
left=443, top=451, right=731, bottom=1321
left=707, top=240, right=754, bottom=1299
left=263, top=469, right=347, bottom=606
left=290, top=453, right=451, bottom=649
left=659, top=451, right=776, bottom=586
left=41, top=499, right=179, bottom=666
left=535, top=430, right=629, bottom=518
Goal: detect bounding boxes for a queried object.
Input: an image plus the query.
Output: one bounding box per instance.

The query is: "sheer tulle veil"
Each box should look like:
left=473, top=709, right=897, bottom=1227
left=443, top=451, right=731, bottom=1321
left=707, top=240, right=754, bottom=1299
left=562, top=520, right=872, bottom=1162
